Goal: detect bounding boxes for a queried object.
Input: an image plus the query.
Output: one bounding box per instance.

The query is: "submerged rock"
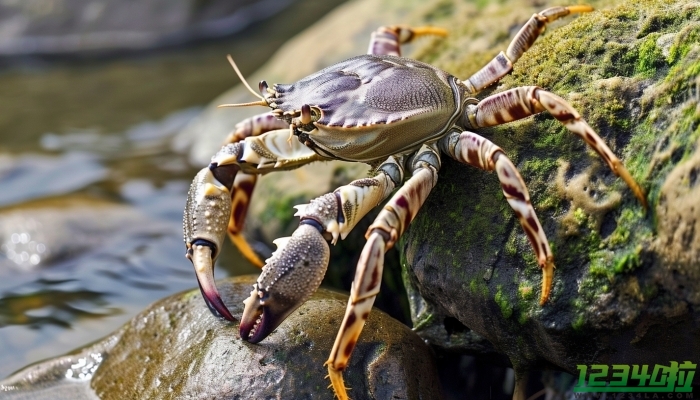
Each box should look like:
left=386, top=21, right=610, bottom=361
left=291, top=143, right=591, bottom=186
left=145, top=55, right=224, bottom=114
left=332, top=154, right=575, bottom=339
left=1, top=275, right=442, bottom=399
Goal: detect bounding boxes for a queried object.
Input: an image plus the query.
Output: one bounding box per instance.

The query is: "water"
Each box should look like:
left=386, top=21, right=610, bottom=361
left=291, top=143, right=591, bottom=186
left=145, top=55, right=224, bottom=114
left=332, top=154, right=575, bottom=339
left=0, top=0, right=347, bottom=379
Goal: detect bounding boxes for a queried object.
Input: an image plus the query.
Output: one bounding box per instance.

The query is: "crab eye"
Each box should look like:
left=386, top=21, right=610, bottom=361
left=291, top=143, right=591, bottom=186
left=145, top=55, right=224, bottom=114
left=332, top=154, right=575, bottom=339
left=300, top=104, right=312, bottom=124
left=259, top=80, right=268, bottom=95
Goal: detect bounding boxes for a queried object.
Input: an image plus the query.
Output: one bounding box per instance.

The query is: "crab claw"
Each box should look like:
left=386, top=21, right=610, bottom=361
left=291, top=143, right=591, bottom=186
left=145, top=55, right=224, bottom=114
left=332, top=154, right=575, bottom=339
left=184, top=162, right=240, bottom=321
left=240, top=222, right=329, bottom=343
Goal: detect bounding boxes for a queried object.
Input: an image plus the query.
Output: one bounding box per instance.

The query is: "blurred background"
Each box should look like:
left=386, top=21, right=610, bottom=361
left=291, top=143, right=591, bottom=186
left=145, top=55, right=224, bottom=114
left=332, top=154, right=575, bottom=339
left=0, top=0, right=349, bottom=378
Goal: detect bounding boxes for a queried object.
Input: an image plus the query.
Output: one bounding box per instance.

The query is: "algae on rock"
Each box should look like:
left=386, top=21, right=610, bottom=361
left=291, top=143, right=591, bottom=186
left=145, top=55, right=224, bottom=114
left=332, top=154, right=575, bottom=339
left=401, top=0, right=700, bottom=377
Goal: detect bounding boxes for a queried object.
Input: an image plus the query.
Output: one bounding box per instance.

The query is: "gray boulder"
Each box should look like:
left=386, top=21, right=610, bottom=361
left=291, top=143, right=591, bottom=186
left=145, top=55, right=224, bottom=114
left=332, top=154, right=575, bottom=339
left=1, top=275, right=443, bottom=399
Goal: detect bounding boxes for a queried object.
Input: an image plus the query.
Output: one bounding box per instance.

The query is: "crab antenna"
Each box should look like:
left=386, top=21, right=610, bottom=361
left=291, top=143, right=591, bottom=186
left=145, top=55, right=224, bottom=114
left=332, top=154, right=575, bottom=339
left=226, top=54, right=266, bottom=103
left=218, top=100, right=268, bottom=108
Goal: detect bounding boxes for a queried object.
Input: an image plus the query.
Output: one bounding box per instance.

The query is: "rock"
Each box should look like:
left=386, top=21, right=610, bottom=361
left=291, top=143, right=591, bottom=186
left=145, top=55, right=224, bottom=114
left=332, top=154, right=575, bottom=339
left=0, top=0, right=294, bottom=56
left=399, top=0, right=700, bottom=380
left=0, top=275, right=442, bottom=400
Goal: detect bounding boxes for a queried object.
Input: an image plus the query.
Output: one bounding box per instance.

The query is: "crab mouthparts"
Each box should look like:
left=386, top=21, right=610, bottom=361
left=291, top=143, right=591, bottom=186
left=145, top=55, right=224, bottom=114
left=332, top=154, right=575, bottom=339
left=189, top=240, right=235, bottom=322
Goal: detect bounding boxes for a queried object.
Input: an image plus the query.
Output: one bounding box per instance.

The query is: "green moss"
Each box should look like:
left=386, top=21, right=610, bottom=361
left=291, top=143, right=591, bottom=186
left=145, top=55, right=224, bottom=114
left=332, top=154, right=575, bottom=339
left=589, top=251, right=614, bottom=279
left=518, top=282, right=535, bottom=301
left=180, top=289, right=200, bottom=301
left=517, top=311, right=528, bottom=325
left=422, top=0, right=454, bottom=22
left=635, top=33, right=666, bottom=77
left=606, top=208, right=649, bottom=248
left=613, top=248, right=642, bottom=274
left=668, top=25, right=700, bottom=64
left=520, top=157, right=559, bottom=208
left=469, top=279, right=478, bottom=293
left=601, top=42, right=638, bottom=78
left=573, top=208, right=587, bottom=227
left=638, top=12, right=679, bottom=38
left=504, top=234, right=518, bottom=257
left=571, top=314, right=586, bottom=331
left=259, top=194, right=306, bottom=229
left=494, top=285, right=513, bottom=319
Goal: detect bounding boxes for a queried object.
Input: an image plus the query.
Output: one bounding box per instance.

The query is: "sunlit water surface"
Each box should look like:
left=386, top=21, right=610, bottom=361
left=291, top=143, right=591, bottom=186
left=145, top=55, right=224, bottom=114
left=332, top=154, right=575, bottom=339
left=0, top=0, right=347, bottom=379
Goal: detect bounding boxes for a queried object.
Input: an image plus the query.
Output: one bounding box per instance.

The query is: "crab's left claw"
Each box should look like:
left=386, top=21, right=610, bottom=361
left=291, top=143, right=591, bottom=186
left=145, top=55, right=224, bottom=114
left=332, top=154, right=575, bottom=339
left=184, top=163, right=240, bottom=321
left=240, top=223, right=330, bottom=343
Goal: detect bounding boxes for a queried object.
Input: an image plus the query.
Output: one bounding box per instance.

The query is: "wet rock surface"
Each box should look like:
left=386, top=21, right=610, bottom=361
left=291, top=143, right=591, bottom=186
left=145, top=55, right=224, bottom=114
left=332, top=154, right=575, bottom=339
left=1, top=275, right=442, bottom=400
left=401, top=0, right=700, bottom=379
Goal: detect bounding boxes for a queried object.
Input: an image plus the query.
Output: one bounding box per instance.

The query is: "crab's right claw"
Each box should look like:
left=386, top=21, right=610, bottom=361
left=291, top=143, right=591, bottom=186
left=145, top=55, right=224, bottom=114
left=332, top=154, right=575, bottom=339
left=184, top=163, right=240, bottom=321
left=240, top=223, right=330, bottom=343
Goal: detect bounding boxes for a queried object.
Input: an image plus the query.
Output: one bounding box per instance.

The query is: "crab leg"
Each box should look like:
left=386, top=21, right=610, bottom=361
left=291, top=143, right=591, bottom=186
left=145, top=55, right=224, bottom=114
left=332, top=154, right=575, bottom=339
left=465, top=5, right=593, bottom=93
left=224, top=113, right=289, bottom=268
left=325, top=144, right=440, bottom=400
left=225, top=111, right=288, bottom=144
left=239, top=157, right=403, bottom=342
left=183, top=128, right=326, bottom=321
left=439, top=131, right=555, bottom=305
left=465, top=86, right=647, bottom=208
left=368, top=25, right=447, bottom=57
left=227, top=173, right=262, bottom=267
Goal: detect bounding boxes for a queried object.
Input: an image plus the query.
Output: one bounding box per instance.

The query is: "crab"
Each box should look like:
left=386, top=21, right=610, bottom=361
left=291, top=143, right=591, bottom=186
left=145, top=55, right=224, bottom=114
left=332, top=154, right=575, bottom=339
left=183, top=5, right=647, bottom=399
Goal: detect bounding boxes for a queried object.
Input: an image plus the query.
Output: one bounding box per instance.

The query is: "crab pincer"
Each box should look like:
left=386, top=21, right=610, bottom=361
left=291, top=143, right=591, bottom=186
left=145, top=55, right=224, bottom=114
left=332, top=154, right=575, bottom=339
left=183, top=159, right=240, bottom=321
left=240, top=223, right=330, bottom=343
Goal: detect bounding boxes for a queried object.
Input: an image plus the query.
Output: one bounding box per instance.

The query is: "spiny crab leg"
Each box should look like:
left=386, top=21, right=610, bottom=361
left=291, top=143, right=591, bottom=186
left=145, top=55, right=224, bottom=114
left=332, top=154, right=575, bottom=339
left=439, top=131, right=555, bottom=305
left=183, top=128, right=325, bottom=320
left=239, top=157, right=402, bottom=343
left=325, top=144, right=440, bottom=400
left=465, top=86, right=648, bottom=208
left=465, top=5, right=594, bottom=93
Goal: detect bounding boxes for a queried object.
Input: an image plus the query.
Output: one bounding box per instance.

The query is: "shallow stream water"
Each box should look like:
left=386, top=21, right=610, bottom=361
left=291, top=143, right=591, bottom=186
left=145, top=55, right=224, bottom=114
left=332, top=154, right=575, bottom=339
left=0, top=0, right=346, bottom=379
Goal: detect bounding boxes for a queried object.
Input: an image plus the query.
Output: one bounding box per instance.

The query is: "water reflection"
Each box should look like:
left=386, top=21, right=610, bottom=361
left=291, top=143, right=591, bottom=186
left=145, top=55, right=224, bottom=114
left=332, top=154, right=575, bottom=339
left=0, top=153, right=107, bottom=207
left=0, top=106, right=230, bottom=378
left=0, top=89, right=269, bottom=377
left=0, top=284, right=118, bottom=329
left=0, top=0, right=348, bottom=381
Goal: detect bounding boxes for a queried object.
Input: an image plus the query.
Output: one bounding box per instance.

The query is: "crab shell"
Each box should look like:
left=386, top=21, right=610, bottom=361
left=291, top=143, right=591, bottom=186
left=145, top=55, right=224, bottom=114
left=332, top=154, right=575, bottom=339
left=234, top=55, right=473, bottom=342
left=269, top=54, right=469, bottom=163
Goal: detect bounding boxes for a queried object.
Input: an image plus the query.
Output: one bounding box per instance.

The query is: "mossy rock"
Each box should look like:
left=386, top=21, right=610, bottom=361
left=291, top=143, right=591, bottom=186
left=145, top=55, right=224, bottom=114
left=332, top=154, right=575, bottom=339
left=401, top=0, right=700, bottom=376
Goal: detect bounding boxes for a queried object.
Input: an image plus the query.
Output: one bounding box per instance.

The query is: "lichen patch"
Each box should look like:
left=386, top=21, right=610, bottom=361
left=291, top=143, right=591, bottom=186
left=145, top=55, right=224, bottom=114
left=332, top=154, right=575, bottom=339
left=555, top=160, right=622, bottom=236
left=654, top=138, right=700, bottom=268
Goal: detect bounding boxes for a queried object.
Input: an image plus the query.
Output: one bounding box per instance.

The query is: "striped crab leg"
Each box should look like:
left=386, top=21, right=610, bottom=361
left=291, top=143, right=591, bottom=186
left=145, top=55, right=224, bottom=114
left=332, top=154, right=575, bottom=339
left=439, top=131, right=555, bottom=305
left=239, top=156, right=403, bottom=343
left=465, top=86, right=647, bottom=208
left=465, top=5, right=594, bottom=93
left=368, top=25, right=447, bottom=56
left=325, top=144, right=440, bottom=400
left=224, top=113, right=289, bottom=268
